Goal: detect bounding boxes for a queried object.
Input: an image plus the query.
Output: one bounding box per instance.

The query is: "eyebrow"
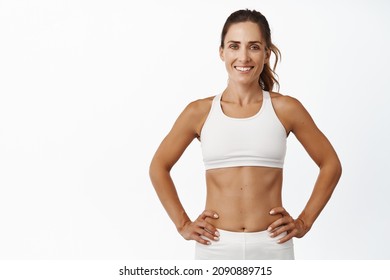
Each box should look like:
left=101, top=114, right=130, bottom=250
left=227, top=40, right=263, bottom=45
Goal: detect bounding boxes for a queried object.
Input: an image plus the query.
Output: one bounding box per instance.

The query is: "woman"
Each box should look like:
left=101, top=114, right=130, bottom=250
left=149, top=9, right=341, bottom=260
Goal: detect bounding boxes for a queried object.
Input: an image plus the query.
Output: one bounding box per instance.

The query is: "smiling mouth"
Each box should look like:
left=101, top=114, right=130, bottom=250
left=234, top=66, right=254, bottom=72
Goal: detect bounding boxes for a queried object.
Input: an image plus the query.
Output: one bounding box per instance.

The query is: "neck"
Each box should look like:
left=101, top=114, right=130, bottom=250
left=224, top=81, right=263, bottom=103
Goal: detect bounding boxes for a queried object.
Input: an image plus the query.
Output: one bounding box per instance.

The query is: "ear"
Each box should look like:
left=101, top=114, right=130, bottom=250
left=219, top=46, right=225, bottom=61
left=264, top=48, right=271, bottom=64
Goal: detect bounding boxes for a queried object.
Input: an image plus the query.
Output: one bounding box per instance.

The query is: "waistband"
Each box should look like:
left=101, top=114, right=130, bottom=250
left=215, top=228, right=283, bottom=243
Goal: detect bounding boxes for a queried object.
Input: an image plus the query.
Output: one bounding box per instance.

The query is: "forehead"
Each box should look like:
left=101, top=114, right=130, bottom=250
left=224, top=21, right=263, bottom=42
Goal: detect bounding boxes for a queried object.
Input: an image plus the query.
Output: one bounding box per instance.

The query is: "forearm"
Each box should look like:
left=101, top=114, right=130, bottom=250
left=149, top=163, right=191, bottom=231
left=298, top=159, right=342, bottom=231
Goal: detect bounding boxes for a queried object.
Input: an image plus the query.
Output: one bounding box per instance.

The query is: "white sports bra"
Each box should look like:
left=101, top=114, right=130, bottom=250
left=200, top=91, right=287, bottom=170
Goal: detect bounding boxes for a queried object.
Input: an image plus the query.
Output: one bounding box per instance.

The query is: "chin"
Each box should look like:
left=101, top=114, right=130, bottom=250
left=232, top=78, right=257, bottom=85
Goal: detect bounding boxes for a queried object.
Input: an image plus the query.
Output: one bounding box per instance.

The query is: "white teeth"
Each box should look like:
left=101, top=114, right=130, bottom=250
left=235, top=66, right=252, bottom=72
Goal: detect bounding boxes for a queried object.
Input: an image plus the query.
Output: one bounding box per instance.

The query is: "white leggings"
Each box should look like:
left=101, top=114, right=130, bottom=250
left=195, top=229, right=294, bottom=260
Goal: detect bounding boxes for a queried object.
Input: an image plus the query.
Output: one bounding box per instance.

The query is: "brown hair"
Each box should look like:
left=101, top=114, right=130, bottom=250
left=220, top=9, right=281, bottom=91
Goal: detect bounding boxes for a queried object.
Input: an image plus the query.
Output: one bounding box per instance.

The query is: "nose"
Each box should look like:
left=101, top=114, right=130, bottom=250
left=238, top=48, right=250, bottom=63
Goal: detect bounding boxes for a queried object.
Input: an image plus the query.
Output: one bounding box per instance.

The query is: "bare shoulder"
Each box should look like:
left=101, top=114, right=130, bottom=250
left=182, top=95, right=214, bottom=120
left=269, top=91, right=305, bottom=113
left=173, top=95, right=215, bottom=138
left=269, top=91, right=313, bottom=133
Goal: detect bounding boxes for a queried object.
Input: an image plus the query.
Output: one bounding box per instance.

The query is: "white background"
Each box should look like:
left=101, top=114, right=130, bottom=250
left=0, top=0, right=389, bottom=260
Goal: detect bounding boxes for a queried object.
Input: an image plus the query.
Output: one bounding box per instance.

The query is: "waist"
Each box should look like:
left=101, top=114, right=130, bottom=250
left=204, top=166, right=283, bottom=232
left=204, top=208, right=282, bottom=232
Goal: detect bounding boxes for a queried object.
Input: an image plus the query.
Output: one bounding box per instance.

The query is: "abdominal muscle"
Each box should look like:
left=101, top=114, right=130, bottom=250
left=204, top=166, right=283, bottom=232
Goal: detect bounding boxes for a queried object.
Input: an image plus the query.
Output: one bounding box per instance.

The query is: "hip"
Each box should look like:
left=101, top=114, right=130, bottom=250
left=195, top=229, right=294, bottom=260
left=195, top=228, right=294, bottom=260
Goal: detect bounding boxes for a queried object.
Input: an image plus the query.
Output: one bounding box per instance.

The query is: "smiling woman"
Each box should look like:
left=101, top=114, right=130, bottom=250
left=219, top=11, right=281, bottom=92
left=149, top=9, right=342, bottom=260
left=221, top=22, right=269, bottom=88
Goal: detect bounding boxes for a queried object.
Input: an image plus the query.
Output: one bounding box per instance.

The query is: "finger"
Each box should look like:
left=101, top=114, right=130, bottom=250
left=269, top=223, right=295, bottom=238
left=193, top=221, right=219, bottom=239
left=195, top=228, right=220, bottom=241
left=267, top=215, right=292, bottom=232
left=193, top=234, right=212, bottom=245
left=276, top=229, right=297, bottom=244
left=199, top=210, right=219, bottom=220
left=269, top=206, right=288, bottom=216
left=195, top=220, right=219, bottom=237
left=267, top=220, right=282, bottom=232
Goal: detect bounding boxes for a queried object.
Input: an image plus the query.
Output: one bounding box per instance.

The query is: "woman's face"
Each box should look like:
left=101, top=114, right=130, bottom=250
left=220, top=21, right=270, bottom=86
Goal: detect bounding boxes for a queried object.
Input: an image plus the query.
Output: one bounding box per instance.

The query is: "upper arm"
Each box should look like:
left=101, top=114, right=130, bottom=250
left=150, top=99, right=210, bottom=171
left=276, top=95, right=340, bottom=168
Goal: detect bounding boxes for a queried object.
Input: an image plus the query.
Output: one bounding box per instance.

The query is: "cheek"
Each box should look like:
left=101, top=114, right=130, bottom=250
left=256, top=53, right=267, bottom=64
left=222, top=53, right=235, bottom=65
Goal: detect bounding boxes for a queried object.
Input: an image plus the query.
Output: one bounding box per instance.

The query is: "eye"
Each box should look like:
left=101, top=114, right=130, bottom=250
left=229, top=44, right=239, bottom=50
left=250, top=44, right=261, bottom=50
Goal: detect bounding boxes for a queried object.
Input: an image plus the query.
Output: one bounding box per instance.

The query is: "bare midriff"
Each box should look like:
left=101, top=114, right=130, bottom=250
left=204, top=166, right=283, bottom=232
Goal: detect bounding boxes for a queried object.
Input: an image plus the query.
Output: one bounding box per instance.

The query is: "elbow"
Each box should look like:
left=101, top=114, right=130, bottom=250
left=336, top=159, right=342, bottom=180
left=149, top=157, right=171, bottom=184
left=321, top=155, right=342, bottom=184
left=149, top=158, right=160, bottom=183
left=333, top=153, right=342, bottom=181
left=149, top=161, right=155, bottom=182
left=318, top=153, right=342, bottom=182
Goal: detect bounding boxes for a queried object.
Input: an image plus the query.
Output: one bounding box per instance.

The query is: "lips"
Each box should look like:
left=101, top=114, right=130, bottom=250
left=234, top=66, right=254, bottom=72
